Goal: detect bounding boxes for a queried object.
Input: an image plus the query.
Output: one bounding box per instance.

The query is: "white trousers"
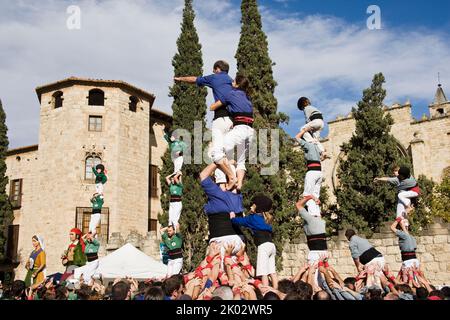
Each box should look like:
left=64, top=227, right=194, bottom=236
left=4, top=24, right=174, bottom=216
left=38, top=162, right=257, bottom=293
left=303, top=170, right=323, bottom=217
left=167, top=258, right=183, bottom=277
left=212, top=117, right=233, bottom=182
left=172, top=156, right=183, bottom=175
left=80, top=259, right=99, bottom=283
left=307, top=250, right=329, bottom=264
left=365, top=256, right=385, bottom=270
left=396, top=191, right=418, bottom=218
left=256, top=242, right=276, bottom=276
left=95, top=183, right=104, bottom=195
left=210, top=235, right=244, bottom=270
left=402, top=259, right=420, bottom=269
left=89, top=213, right=101, bottom=235
left=301, top=119, right=324, bottom=152
left=168, top=202, right=182, bottom=227
left=212, top=125, right=254, bottom=172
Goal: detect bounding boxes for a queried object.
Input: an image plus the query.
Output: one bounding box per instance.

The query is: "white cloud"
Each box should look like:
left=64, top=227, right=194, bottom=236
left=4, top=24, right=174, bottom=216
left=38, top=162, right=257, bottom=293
left=0, top=0, right=449, bottom=147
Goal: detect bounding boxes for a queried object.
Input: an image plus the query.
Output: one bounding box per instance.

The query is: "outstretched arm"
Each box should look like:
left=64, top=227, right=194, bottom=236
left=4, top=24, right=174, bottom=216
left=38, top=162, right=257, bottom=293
left=174, top=76, right=197, bottom=83
left=210, top=100, right=224, bottom=111
left=199, top=163, right=218, bottom=182
left=373, top=177, right=390, bottom=183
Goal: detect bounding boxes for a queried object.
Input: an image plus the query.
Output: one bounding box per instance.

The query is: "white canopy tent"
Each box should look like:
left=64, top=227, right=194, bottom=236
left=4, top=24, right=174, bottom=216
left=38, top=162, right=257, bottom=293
left=74, top=243, right=167, bottom=280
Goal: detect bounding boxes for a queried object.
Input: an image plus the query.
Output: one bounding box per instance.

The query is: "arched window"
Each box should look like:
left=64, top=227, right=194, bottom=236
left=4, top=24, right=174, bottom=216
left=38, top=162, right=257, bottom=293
left=53, top=91, right=64, bottom=109
left=88, top=89, right=105, bottom=106
left=129, top=96, right=138, bottom=112
left=85, top=155, right=102, bottom=180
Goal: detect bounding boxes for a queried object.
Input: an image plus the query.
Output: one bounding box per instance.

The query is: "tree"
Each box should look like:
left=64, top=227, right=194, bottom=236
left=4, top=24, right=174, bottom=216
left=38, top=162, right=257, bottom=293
left=408, top=175, right=435, bottom=233
left=335, top=73, right=411, bottom=235
left=0, top=99, right=13, bottom=262
left=431, top=168, right=450, bottom=223
left=158, top=0, right=209, bottom=270
left=235, top=0, right=306, bottom=269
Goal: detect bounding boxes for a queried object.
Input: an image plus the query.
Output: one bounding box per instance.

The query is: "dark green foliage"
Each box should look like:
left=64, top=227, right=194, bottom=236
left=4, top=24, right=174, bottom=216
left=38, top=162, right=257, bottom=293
left=0, top=99, right=13, bottom=261
left=158, top=0, right=209, bottom=271
left=408, top=175, right=435, bottom=234
left=335, top=73, right=411, bottom=236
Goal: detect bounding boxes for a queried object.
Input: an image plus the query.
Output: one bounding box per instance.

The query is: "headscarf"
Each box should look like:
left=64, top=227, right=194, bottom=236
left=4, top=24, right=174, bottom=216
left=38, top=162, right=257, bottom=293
left=70, top=228, right=85, bottom=252
left=32, top=235, right=45, bottom=251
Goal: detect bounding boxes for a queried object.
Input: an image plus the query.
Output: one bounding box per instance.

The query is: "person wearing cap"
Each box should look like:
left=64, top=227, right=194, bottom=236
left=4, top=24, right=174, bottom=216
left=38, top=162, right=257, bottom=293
left=24, top=235, right=46, bottom=288
left=89, top=193, right=104, bottom=236
left=160, top=225, right=183, bottom=277
left=390, top=218, right=420, bottom=270
left=209, top=75, right=255, bottom=191
left=374, top=166, right=420, bottom=219
left=164, top=129, right=186, bottom=183
left=345, top=229, right=384, bottom=273
left=174, top=60, right=234, bottom=188
left=296, top=97, right=328, bottom=159
left=295, top=126, right=323, bottom=217
left=230, top=194, right=278, bottom=289
left=92, top=163, right=107, bottom=197
left=61, top=228, right=86, bottom=278
left=165, top=174, right=183, bottom=231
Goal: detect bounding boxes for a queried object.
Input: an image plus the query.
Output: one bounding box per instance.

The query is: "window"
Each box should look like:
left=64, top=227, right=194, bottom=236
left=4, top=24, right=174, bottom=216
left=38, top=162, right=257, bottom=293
left=53, top=91, right=64, bottom=109
left=129, top=96, right=138, bottom=112
left=88, top=89, right=105, bottom=106
left=437, top=108, right=445, bottom=115
left=148, top=219, right=158, bottom=232
left=76, top=207, right=109, bottom=241
left=6, top=225, right=20, bottom=263
left=150, top=165, right=158, bottom=198
left=9, top=179, right=22, bottom=209
left=89, top=115, right=103, bottom=132
left=85, top=156, right=102, bottom=180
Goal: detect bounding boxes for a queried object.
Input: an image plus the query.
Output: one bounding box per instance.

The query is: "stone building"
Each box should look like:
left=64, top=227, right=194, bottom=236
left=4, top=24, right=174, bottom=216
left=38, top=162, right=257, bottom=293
left=321, top=84, right=450, bottom=202
left=4, top=77, right=172, bottom=278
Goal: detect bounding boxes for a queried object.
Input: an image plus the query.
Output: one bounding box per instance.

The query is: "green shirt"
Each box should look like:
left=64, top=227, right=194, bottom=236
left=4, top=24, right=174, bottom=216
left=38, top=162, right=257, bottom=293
left=161, top=232, right=183, bottom=250
left=92, top=167, right=107, bottom=184
left=91, top=195, right=104, bottom=210
left=83, top=238, right=100, bottom=254
left=164, top=133, right=186, bottom=156
left=169, top=183, right=183, bottom=196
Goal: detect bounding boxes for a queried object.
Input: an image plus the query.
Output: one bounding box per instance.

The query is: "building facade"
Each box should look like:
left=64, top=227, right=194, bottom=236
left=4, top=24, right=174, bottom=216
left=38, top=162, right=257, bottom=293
left=5, top=77, right=171, bottom=278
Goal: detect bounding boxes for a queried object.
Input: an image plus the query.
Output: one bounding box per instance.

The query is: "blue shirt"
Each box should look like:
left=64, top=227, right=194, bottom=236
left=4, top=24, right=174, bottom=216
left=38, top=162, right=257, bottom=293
left=231, top=213, right=272, bottom=232
left=222, top=88, right=253, bottom=115
left=196, top=72, right=233, bottom=103
left=201, top=177, right=244, bottom=215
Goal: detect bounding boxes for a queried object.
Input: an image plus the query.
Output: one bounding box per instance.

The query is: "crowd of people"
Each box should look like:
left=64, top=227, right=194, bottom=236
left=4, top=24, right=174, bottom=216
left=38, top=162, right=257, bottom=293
left=3, top=59, right=447, bottom=301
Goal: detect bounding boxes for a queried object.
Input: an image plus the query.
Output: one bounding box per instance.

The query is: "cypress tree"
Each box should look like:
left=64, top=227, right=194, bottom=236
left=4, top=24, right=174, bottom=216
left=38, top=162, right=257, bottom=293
left=335, top=73, right=410, bottom=235
left=0, top=99, right=13, bottom=262
left=235, top=0, right=305, bottom=269
left=158, top=0, right=209, bottom=270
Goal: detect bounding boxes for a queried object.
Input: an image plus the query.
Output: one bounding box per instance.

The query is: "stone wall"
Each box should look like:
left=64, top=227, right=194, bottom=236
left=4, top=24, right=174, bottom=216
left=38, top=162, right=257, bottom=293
left=279, top=218, right=450, bottom=285
left=103, top=218, right=450, bottom=286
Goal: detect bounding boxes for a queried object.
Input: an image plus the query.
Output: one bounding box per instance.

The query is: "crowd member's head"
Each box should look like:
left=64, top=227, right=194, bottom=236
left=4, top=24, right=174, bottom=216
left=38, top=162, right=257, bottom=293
left=212, top=286, right=233, bottom=300
left=313, top=290, right=331, bottom=300
left=344, top=277, right=357, bottom=291
left=55, top=286, right=69, bottom=300
left=297, top=97, right=311, bottom=110
left=395, top=284, right=413, bottom=296
left=428, top=290, right=445, bottom=300
left=43, top=290, right=56, bottom=300
left=364, top=287, right=383, bottom=300
left=415, top=287, right=429, bottom=300
left=397, top=167, right=410, bottom=181
left=213, top=60, right=229, bottom=74
left=233, top=75, right=251, bottom=97
left=112, top=281, right=131, bottom=300
left=163, top=276, right=183, bottom=300
left=77, top=284, right=92, bottom=300
left=177, top=294, right=192, bottom=300
left=278, top=279, right=296, bottom=295
left=263, top=292, right=280, bottom=300
left=11, top=280, right=26, bottom=300
left=441, top=286, right=450, bottom=300
left=145, top=286, right=164, bottom=300
left=211, top=296, right=223, bottom=300
left=295, top=281, right=313, bottom=300
left=383, top=293, right=399, bottom=300
left=284, top=292, right=302, bottom=300
left=345, top=229, right=356, bottom=241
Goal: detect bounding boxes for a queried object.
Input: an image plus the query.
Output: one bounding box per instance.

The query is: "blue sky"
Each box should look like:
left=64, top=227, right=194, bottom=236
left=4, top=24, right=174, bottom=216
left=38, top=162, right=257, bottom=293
left=0, top=0, right=449, bottom=147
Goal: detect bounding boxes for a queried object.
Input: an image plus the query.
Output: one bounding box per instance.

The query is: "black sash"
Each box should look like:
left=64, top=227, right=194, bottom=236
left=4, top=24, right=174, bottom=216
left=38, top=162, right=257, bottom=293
left=170, top=195, right=182, bottom=202
left=360, top=247, right=382, bottom=265
left=254, top=230, right=273, bottom=247
left=309, top=113, right=323, bottom=121
left=86, top=252, right=98, bottom=262
left=306, top=233, right=327, bottom=251
left=213, top=108, right=230, bottom=120
left=207, top=213, right=236, bottom=240
left=92, top=208, right=101, bottom=214
left=401, top=251, right=417, bottom=262
left=167, top=248, right=183, bottom=260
